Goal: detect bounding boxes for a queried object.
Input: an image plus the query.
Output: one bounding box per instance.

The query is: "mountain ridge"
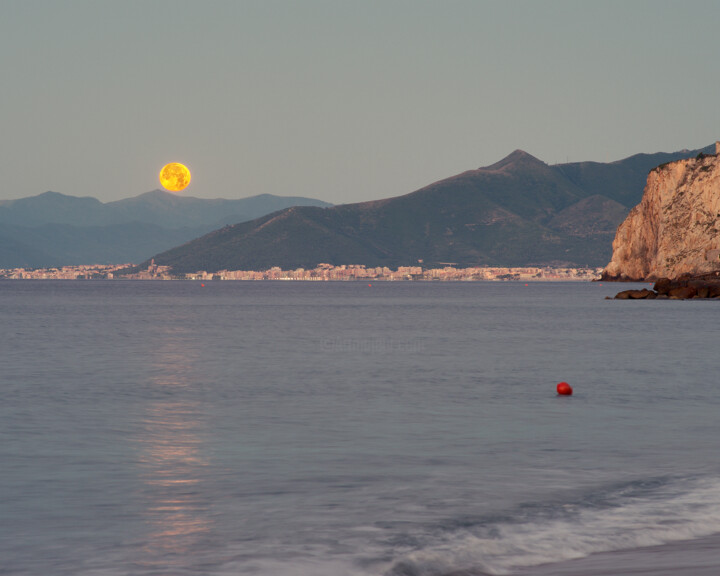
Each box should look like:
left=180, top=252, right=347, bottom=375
left=0, top=191, right=332, bottom=268
left=145, top=144, right=716, bottom=274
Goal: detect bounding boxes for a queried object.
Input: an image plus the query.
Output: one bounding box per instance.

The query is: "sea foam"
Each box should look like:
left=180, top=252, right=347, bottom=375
left=385, top=475, right=720, bottom=575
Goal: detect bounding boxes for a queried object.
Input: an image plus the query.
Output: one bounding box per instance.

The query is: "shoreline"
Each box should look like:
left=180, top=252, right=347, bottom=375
left=0, top=276, right=603, bottom=283
left=0, top=264, right=603, bottom=282
left=612, top=275, right=720, bottom=300
left=510, top=532, right=720, bottom=576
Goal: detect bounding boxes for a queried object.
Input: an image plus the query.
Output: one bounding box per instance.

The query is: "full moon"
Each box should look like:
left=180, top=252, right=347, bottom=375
left=159, top=162, right=191, bottom=192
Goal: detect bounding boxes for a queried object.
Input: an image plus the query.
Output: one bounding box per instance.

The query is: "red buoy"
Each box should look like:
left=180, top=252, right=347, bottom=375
left=556, top=382, right=573, bottom=396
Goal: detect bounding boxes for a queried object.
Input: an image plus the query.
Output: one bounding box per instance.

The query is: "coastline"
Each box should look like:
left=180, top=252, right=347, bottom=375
left=611, top=274, right=720, bottom=300
left=510, top=532, right=720, bottom=576
left=0, top=263, right=603, bottom=282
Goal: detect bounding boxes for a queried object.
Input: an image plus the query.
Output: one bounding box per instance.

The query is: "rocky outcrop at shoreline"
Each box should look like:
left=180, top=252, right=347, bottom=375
left=602, top=143, right=720, bottom=281
left=612, top=274, right=720, bottom=300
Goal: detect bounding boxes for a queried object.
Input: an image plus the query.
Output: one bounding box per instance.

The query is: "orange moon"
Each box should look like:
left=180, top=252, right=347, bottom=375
left=159, top=163, right=191, bottom=192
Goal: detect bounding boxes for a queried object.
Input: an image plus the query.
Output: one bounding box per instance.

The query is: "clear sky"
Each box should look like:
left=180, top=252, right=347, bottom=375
left=2, top=0, right=719, bottom=204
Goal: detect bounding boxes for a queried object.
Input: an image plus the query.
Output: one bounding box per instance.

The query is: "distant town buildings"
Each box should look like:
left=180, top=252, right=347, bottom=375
left=0, top=264, right=130, bottom=280
left=0, top=262, right=603, bottom=282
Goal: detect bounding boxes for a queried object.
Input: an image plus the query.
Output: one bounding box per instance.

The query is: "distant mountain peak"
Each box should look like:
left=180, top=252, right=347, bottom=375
left=484, top=149, right=547, bottom=171
left=135, top=189, right=184, bottom=199
left=11, top=190, right=102, bottom=205
left=29, top=191, right=81, bottom=201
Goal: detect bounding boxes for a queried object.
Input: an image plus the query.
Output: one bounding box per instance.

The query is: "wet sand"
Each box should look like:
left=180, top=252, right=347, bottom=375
left=511, top=533, right=720, bottom=576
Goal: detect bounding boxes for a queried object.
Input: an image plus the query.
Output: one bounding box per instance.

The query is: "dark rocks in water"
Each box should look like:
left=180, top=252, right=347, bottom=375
left=614, top=288, right=656, bottom=299
left=613, top=276, right=720, bottom=300
left=634, top=288, right=656, bottom=299
left=668, top=286, right=697, bottom=299
left=653, top=277, right=672, bottom=295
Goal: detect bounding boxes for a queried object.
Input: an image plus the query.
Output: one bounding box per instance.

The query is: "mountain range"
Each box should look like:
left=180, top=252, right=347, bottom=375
left=144, top=144, right=715, bottom=273
left=0, top=191, right=331, bottom=268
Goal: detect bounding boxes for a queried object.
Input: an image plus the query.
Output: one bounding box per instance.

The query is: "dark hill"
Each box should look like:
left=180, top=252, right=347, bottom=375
left=0, top=191, right=107, bottom=227
left=149, top=146, right=715, bottom=273
left=0, top=222, right=207, bottom=268
left=553, top=145, right=715, bottom=206
left=0, top=191, right=331, bottom=268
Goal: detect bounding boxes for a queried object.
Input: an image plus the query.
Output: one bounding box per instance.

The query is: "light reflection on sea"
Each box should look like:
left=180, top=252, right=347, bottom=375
left=134, top=328, right=212, bottom=570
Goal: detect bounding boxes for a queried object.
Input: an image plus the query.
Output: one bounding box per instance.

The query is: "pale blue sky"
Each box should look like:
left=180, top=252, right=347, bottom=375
left=2, top=0, right=718, bottom=203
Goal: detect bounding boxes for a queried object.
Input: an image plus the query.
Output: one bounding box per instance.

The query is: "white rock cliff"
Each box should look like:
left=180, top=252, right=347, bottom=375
left=603, top=143, right=720, bottom=280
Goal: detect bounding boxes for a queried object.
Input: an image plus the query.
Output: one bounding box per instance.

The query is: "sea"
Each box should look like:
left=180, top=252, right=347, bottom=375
left=2, top=279, right=720, bottom=576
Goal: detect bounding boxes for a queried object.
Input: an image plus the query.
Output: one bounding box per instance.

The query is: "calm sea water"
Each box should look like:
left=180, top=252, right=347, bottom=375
left=2, top=280, right=720, bottom=576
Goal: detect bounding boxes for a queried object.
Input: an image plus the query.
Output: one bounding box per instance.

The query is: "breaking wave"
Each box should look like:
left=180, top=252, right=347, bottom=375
left=385, top=474, right=720, bottom=575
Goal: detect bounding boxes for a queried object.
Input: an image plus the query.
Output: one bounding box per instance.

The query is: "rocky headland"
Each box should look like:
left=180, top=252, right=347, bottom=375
left=602, top=143, right=720, bottom=282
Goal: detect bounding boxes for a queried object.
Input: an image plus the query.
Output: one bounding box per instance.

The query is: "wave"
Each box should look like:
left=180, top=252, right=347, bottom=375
left=385, top=474, right=720, bottom=576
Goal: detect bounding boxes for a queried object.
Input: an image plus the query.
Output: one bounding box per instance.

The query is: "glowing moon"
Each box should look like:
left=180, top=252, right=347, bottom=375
left=159, top=163, right=191, bottom=192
